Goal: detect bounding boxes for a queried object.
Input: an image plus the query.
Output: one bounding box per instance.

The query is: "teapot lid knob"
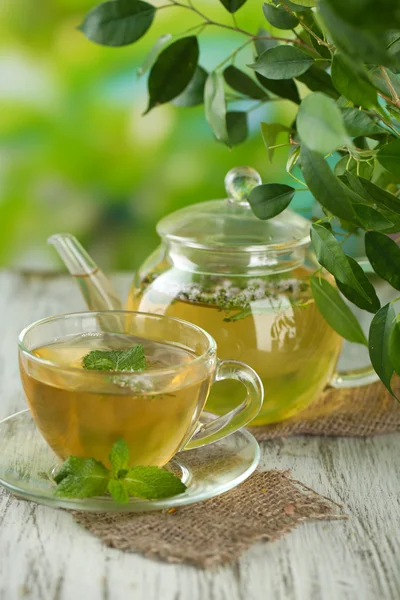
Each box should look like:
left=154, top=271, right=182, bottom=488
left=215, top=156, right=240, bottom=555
left=225, top=166, right=262, bottom=205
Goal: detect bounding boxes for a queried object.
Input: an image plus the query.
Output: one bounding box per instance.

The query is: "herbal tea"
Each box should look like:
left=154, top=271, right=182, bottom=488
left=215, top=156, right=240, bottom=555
left=20, top=333, right=211, bottom=467
left=128, top=267, right=342, bottom=424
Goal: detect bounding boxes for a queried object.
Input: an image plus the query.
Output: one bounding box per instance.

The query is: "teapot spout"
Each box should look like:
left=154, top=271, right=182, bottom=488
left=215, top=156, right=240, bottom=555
left=48, top=233, right=123, bottom=311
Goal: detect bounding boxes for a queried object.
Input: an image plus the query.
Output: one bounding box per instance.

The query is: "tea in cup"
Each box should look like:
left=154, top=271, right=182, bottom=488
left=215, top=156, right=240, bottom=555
left=18, top=311, right=263, bottom=467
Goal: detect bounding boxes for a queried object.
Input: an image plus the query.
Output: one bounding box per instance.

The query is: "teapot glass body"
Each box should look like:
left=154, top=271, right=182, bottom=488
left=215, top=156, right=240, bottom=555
left=127, top=242, right=342, bottom=426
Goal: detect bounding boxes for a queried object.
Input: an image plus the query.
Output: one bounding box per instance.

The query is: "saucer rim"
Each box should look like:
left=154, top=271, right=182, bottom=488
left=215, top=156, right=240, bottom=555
left=0, top=409, right=260, bottom=512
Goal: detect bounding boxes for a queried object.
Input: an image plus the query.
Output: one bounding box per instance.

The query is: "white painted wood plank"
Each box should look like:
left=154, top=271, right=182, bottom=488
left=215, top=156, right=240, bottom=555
left=0, top=272, right=399, bottom=600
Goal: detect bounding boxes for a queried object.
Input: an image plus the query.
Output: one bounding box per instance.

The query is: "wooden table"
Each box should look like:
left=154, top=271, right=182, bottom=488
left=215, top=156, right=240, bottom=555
left=1, top=271, right=399, bottom=600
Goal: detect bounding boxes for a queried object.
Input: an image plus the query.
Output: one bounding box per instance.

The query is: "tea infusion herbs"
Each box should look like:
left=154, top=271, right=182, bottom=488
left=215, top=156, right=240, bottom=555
left=54, top=439, right=187, bottom=503
left=82, top=344, right=147, bottom=372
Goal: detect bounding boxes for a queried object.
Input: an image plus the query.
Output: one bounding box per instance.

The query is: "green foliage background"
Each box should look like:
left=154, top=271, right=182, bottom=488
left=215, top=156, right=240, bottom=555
left=0, top=0, right=316, bottom=272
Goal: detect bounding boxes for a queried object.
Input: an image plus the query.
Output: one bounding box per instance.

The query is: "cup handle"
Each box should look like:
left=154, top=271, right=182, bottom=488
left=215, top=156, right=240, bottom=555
left=329, top=364, right=379, bottom=389
left=183, top=359, right=263, bottom=451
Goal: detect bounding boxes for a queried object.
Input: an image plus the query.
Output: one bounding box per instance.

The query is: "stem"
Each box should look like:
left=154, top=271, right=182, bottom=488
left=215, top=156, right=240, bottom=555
left=372, top=108, right=400, bottom=138
left=164, top=0, right=314, bottom=51
left=281, top=2, right=334, bottom=50
left=378, top=91, right=400, bottom=110
left=214, top=38, right=253, bottom=70
left=247, top=99, right=270, bottom=113
left=253, top=34, right=314, bottom=51
left=179, top=22, right=207, bottom=36
left=267, top=143, right=294, bottom=150
left=289, top=171, right=307, bottom=187
left=380, top=66, right=400, bottom=107
left=339, top=230, right=356, bottom=246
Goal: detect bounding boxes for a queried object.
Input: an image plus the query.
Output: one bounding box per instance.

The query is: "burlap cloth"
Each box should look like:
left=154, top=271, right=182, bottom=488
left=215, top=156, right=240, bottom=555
left=74, top=470, right=345, bottom=568
left=73, top=382, right=399, bottom=568
left=251, top=380, right=400, bottom=440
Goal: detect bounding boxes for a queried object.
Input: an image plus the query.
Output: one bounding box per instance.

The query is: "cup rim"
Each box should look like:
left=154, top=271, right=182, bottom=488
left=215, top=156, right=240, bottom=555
left=18, top=310, right=217, bottom=378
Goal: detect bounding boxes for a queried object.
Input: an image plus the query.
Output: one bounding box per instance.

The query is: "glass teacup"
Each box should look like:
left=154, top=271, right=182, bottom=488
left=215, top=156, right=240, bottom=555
left=18, top=311, right=263, bottom=468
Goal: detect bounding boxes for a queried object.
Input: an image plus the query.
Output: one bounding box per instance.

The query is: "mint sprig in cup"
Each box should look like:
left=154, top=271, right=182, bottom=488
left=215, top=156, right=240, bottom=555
left=18, top=311, right=263, bottom=502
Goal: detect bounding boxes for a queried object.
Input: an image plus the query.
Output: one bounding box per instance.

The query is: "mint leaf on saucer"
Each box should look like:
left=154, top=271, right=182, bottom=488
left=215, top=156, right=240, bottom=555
left=82, top=344, right=147, bottom=372
left=108, top=479, right=129, bottom=503
left=54, top=457, right=109, bottom=499
left=54, top=440, right=187, bottom=502
left=125, top=466, right=187, bottom=499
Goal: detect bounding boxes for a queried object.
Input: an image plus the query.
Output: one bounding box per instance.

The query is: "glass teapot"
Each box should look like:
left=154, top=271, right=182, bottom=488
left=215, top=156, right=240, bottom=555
left=50, top=167, right=377, bottom=426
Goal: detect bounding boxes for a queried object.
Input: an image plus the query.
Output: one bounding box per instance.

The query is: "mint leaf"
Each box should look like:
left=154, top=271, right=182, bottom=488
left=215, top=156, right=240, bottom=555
left=108, top=479, right=129, bottom=503
left=124, top=466, right=187, bottom=499
left=109, top=439, right=129, bottom=475
left=55, top=458, right=110, bottom=499
left=82, top=344, right=147, bottom=372
left=54, top=440, right=186, bottom=502
left=54, top=456, right=90, bottom=484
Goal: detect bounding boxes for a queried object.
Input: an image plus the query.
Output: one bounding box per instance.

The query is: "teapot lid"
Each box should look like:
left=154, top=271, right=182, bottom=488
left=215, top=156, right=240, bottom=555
left=157, top=166, right=310, bottom=252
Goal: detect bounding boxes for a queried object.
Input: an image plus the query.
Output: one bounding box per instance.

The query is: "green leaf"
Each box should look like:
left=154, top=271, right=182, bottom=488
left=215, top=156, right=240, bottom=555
left=55, top=458, right=110, bottom=499
left=342, top=174, right=400, bottom=232
left=248, top=184, right=295, bottom=219
left=353, top=204, right=395, bottom=232
left=336, top=256, right=380, bottom=313
left=297, top=92, right=348, bottom=154
left=226, top=112, right=248, bottom=146
left=249, top=46, right=314, bottom=80
left=389, top=319, right=400, bottom=377
left=300, top=145, right=356, bottom=221
left=334, top=155, right=374, bottom=180
left=254, top=28, right=278, bottom=57
left=124, top=466, right=187, bottom=499
left=369, top=303, right=396, bottom=395
left=205, top=72, right=229, bottom=144
left=256, top=72, right=300, bottom=103
left=173, top=66, right=208, bottom=107
left=260, top=122, right=290, bottom=161
left=377, top=139, right=400, bottom=177
left=311, top=223, right=370, bottom=302
left=79, top=0, right=156, bottom=47
left=146, top=37, right=199, bottom=113
left=296, top=65, right=340, bottom=100
left=358, top=177, right=400, bottom=214
left=341, top=108, right=384, bottom=137
left=300, top=12, right=331, bottom=59
left=223, top=66, right=267, bottom=100
left=310, top=276, right=368, bottom=345
left=331, top=54, right=377, bottom=107
left=108, top=479, right=129, bottom=503
left=318, top=1, right=392, bottom=66
left=54, top=457, right=90, bottom=484
left=82, top=344, right=147, bottom=372
left=263, top=3, right=299, bottom=29
left=137, top=34, right=172, bottom=77
left=109, top=439, right=129, bottom=475
left=321, top=0, right=400, bottom=33
left=365, top=231, right=400, bottom=291
left=369, top=66, right=400, bottom=98
left=288, top=0, right=315, bottom=6
left=218, top=0, right=248, bottom=13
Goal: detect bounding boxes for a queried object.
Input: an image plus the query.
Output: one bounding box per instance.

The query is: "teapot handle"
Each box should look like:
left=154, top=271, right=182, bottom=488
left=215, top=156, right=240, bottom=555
left=329, top=364, right=378, bottom=389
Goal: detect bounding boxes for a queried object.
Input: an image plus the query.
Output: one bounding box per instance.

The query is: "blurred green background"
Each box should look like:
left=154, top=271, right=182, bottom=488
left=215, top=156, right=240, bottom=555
left=0, top=0, right=314, bottom=272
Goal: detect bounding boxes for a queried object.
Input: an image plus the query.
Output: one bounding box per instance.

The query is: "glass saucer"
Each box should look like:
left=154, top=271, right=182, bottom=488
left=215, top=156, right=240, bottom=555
left=0, top=410, right=260, bottom=512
